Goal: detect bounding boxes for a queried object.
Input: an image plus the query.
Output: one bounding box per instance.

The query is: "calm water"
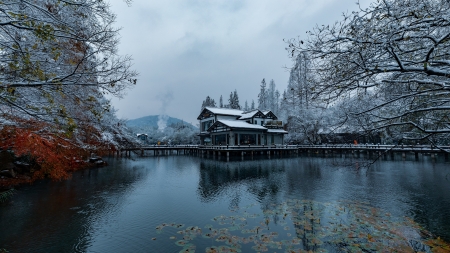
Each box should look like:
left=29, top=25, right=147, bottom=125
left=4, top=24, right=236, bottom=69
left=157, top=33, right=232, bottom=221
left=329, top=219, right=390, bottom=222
left=1, top=155, right=450, bottom=252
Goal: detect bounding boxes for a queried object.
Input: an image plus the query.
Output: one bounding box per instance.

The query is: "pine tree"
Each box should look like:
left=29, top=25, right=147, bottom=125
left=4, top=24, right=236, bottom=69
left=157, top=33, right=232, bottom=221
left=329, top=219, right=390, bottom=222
left=258, top=79, right=268, bottom=110
left=244, top=100, right=249, bottom=111
left=228, top=92, right=234, bottom=109
left=201, top=96, right=216, bottom=110
left=251, top=100, right=255, bottom=110
left=275, top=90, right=280, bottom=115
left=233, top=90, right=241, bottom=109
left=219, top=95, right=224, bottom=108
left=268, top=79, right=276, bottom=111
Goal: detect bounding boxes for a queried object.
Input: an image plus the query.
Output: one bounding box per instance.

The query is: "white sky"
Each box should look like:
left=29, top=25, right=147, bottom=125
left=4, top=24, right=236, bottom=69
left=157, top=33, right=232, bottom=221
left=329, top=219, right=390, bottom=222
left=108, top=0, right=372, bottom=125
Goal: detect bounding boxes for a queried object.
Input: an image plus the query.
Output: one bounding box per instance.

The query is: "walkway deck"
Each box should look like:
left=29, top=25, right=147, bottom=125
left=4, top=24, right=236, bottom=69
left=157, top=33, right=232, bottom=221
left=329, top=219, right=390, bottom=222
left=116, top=144, right=450, bottom=159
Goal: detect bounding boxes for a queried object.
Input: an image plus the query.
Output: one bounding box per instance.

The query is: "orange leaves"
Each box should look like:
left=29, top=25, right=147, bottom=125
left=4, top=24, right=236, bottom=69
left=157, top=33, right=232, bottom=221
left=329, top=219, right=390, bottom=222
left=0, top=118, right=112, bottom=184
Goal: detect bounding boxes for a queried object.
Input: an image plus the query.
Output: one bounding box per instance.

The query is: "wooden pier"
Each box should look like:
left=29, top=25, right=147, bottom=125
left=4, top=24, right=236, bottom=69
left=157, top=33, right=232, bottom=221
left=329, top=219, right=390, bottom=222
left=115, top=144, right=450, bottom=160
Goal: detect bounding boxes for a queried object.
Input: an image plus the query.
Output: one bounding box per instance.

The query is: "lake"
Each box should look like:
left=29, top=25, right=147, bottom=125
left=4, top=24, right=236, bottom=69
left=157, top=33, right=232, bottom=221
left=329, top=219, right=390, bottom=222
left=1, top=154, right=449, bottom=252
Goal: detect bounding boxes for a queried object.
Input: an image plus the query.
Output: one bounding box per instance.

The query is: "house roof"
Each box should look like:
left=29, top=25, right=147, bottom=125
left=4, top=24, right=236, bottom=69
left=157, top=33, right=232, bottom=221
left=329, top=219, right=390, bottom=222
left=239, top=109, right=265, bottom=120
left=208, top=120, right=267, bottom=131
left=198, top=107, right=245, bottom=120
left=262, top=110, right=278, bottom=119
left=198, top=107, right=279, bottom=122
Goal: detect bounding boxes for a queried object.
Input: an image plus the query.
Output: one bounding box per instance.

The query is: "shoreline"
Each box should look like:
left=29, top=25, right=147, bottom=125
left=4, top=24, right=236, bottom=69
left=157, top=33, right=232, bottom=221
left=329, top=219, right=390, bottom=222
left=0, top=156, right=108, bottom=190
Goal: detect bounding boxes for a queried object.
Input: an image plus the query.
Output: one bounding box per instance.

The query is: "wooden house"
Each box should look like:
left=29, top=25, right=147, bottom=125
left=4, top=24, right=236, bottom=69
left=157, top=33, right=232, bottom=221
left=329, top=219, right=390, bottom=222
left=197, top=107, right=287, bottom=145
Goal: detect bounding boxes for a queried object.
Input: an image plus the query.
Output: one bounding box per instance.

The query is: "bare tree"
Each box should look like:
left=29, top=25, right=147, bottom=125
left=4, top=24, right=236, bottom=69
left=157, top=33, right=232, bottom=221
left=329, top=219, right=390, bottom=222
left=287, top=0, right=450, bottom=144
left=0, top=0, right=137, bottom=130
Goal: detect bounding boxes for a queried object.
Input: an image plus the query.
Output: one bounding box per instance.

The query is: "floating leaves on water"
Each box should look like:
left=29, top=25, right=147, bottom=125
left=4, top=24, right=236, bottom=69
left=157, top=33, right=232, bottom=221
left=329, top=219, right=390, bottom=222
left=205, top=246, right=218, bottom=253
left=154, top=199, right=450, bottom=252
left=179, top=244, right=196, bottom=253
left=175, top=240, right=190, bottom=246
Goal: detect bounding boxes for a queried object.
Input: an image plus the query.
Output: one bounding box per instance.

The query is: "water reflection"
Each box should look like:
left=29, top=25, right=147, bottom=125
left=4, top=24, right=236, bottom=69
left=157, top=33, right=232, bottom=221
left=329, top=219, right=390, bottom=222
left=198, top=160, right=285, bottom=204
left=197, top=157, right=450, bottom=244
left=0, top=159, right=150, bottom=253
left=0, top=156, right=449, bottom=252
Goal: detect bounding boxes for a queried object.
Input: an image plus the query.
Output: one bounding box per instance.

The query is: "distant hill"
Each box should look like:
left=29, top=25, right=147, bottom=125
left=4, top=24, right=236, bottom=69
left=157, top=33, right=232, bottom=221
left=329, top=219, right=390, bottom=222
left=126, top=115, right=197, bottom=130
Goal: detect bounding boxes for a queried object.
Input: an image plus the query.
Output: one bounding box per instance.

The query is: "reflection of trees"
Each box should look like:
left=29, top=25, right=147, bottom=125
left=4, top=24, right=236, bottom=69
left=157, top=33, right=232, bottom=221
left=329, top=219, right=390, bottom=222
left=197, top=160, right=286, bottom=205
left=0, top=160, right=149, bottom=252
left=396, top=165, right=450, bottom=242
left=285, top=158, right=322, bottom=196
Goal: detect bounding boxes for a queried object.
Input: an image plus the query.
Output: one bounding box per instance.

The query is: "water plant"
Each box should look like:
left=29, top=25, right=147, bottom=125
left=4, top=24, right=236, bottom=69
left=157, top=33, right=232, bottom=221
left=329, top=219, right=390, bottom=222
left=154, top=199, right=450, bottom=252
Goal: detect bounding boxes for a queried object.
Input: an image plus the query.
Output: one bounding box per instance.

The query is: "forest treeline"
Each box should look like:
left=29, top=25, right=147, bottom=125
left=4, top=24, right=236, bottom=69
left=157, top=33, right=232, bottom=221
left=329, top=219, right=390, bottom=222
left=0, top=0, right=138, bottom=186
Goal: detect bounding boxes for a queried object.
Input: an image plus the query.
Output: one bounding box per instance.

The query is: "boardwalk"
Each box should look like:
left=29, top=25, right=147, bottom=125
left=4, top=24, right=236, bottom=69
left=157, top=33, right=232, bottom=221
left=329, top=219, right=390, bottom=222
left=117, top=144, right=450, bottom=160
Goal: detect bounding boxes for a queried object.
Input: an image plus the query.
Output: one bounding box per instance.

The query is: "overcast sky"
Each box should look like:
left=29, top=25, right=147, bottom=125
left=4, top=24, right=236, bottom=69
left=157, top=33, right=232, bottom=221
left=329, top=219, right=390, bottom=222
left=108, top=0, right=372, bottom=125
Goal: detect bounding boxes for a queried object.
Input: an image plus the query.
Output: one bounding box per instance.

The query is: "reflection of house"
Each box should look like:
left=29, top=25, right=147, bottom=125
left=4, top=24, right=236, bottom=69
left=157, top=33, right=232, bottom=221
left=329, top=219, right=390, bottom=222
left=197, top=107, right=287, bottom=145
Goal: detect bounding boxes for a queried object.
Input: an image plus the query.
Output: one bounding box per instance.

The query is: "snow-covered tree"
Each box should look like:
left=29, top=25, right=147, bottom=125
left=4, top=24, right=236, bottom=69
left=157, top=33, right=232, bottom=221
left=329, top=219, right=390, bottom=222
left=219, top=95, right=224, bottom=108
left=228, top=90, right=241, bottom=109
left=0, top=0, right=137, bottom=130
left=267, top=79, right=276, bottom=111
left=287, top=0, right=450, bottom=143
left=244, top=100, right=249, bottom=111
left=251, top=100, right=255, bottom=110
left=274, top=90, right=280, bottom=115
left=201, top=96, right=216, bottom=109
left=0, top=0, right=138, bottom=182
left=258, top=79, right=267, bottom=110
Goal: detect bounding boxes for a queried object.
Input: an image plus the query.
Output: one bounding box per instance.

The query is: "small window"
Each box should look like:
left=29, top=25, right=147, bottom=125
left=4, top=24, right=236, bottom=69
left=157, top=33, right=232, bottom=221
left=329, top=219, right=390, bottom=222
left=254, top=120, right=257, bottom=125
left=261, top=121, right=263, bottom=126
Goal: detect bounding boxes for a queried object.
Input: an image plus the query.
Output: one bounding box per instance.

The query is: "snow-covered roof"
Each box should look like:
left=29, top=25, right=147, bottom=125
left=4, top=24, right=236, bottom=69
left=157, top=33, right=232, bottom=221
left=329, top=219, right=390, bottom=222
left=210, top=120, right=267, bottom=131
left=198, top=107, right=279, bottom=121
left=267, top=129, right=288, bottom=134
left=204, top=107, right=244, bottom=116
left=239, top=110, right=261, bottom=120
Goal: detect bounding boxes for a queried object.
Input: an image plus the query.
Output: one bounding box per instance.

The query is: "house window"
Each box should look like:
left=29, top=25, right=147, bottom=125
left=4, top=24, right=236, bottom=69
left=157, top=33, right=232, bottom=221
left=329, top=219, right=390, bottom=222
left=261, top=121, right=263, bottom=126
left=254, top=120, right=257, bottom=125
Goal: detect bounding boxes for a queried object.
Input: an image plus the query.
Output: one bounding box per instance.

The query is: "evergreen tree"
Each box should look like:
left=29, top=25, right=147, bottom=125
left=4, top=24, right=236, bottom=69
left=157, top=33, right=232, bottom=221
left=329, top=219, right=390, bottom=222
left=201, top=96, right=216, bottom=110
left=251, top=100, right=255, bottom=110
left=219, top=95, right=224, bottom=108
left=228, top=92, right=234, bottom=108
left=233, top=90, right=241, bottom=109
left=258, top=79, right=268, bottom=110
left=267, top=79, right=275, bottom=111
left=275, top=90, right=280, bottom=115
left=244, top=100, right=249, bottom=111
left=228, top=90, right=241, bottom=109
